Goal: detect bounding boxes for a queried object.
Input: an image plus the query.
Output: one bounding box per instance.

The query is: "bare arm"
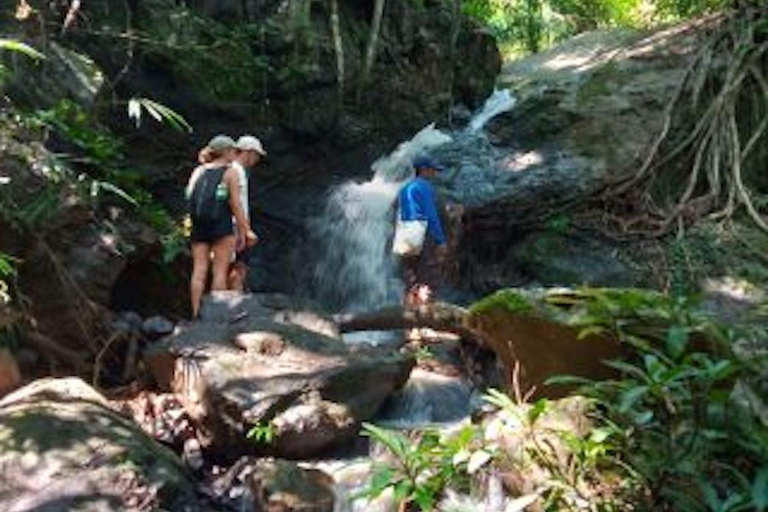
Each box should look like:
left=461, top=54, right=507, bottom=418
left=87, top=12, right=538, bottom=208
left=225, top=167, right=251, bottom=236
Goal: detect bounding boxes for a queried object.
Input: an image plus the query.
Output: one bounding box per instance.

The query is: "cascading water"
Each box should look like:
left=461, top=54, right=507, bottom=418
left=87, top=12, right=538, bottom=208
left=309, top=124, right=453, bottom=317
left=305, top=92, right=520, bottom=512
left=309, top=96, right=516, bottom=317
left=467, top=89, right=517, bottom=133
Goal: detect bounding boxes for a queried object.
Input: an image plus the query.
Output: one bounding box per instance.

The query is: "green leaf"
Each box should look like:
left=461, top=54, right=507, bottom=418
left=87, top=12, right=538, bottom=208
left=589, top=427, right=614, bottom=444
left=666, top=325, right=689, bottom=359
left=0, top=39, right=45, bottom=60
left=368, top=467, right=394, bottom=497
left=544, top=374, right=594, bottom=386
left=413, top=485, right=436, bottom=511
left=618, top=385, right=649, bottom=413
left=362, top=423, right=408, bottom=461
left=753, top=467, right=768, bottom=510
left=393, top=479, right=413, bottom=504
left=127, top=98, right=193, bottom=133
left=92, top=181, right=138, bottom=206
left=578, top=325, right=606, bottom=339
left=605, top=360, right=650, bottom=382
left=528, top=398, right=550, bottom=424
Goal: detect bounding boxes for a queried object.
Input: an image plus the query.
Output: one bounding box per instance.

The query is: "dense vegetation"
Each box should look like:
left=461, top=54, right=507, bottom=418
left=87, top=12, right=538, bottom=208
left=463, top=0, right=733, bottom=54
left=0, top=1, right=766, bottom=511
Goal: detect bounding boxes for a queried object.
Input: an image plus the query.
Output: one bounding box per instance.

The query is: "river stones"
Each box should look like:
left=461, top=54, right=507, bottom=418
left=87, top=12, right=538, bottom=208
left=144, top=293, right=413, bottom=460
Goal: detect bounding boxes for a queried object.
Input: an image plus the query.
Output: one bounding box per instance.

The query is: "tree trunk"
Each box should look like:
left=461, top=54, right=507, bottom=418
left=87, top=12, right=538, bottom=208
left=330, top=0, right=345, bottom=100
left=447, top=0, right=461, bottom=123
left=360, top=0, right=386, bottom=94
left=334, top=302, right=485, bottom=346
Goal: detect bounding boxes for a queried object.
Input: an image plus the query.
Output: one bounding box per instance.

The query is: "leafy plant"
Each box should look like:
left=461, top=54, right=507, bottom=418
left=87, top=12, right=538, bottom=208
left=127, top=98, right=192, bottom=133
left=0, top=39, right=44, bottom=60
left=0, top=253, right=17, bottom=305
left=483, top=387, right=625, bottom=510
left=359, top=422, right=489, bottom=511
left=246, top=421, right=276, bottom=444
left=546, top=290, right=768, bottom=510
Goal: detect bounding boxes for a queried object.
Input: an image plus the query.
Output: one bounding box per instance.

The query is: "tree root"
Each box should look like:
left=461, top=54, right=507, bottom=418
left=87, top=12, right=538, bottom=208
left=585, top=5, right=768, bottom=240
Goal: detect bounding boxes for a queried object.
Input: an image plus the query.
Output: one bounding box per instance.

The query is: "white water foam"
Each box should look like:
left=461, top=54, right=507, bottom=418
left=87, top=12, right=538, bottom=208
left=309, top=91, right=516, bottom=328
left=467, top=89, right=517, bottom=133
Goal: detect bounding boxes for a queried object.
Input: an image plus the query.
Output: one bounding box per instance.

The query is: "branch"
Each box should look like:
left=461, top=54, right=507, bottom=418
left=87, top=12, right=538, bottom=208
left=334, top=302, right=486, bottom=347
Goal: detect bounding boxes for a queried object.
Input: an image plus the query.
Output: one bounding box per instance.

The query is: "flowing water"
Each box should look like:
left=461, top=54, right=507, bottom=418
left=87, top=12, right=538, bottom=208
left=305, top=91, right=519, bottom=511
left=309, top=90, right=517, bottom=317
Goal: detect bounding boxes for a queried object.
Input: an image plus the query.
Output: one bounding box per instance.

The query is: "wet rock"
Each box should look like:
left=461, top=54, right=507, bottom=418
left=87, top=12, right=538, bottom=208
left=142, top=315, right=176, bottom=340
left=208, top=456, right=334, bottom=512
left=453, top=24, right=707, bottom=290
left=469, top=288, right=625, bottom=398
left=144, top=293, right=413, bottom=460
left=250, top=459, right=335, bottom=512
left=0, top=378, right=209, bottom=512
left=113, top=311, right=144, bottom=334
left=512, top=232, right=636, bottom=287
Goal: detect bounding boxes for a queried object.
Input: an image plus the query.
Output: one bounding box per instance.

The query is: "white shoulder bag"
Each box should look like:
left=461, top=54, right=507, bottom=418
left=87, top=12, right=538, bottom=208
left=392, top=216, right=427, bottom=256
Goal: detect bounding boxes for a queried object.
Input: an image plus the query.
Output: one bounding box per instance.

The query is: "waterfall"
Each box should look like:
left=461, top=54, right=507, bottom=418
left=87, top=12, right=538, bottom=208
left=309, top=124, right=454, bottom=318
left=309, top=92, right=516, bottom=325
left=467, top=89, right=516, bottom=133
left=302, top=88, right=521, bottom=512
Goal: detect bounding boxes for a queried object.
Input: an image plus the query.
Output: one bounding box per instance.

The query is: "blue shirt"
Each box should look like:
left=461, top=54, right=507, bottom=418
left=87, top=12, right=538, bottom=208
left=398, top=177, right=446, bottom=245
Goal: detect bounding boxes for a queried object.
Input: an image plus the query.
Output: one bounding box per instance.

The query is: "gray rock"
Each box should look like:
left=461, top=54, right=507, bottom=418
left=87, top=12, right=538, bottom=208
left=114, top=311, right=143, bottom=333
left=0, top=378, right=212, bottom=511
left=208, top=456, right=334, bottom=512
left=142, top=315, right=175, bottom=339
left=513, top=232, right=635, bottom=287
left=144, top=293, right=413, bottom=459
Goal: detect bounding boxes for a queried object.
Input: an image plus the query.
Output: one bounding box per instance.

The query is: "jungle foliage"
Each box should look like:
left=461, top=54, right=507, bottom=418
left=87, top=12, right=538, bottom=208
left=462, top=0, right=736, bottom=54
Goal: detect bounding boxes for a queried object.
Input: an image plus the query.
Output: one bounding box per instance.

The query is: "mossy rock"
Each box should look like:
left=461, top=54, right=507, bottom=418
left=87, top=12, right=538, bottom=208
left=0, top=378, right=205, bottom=511
left=468, top=287, right=725, bottom=398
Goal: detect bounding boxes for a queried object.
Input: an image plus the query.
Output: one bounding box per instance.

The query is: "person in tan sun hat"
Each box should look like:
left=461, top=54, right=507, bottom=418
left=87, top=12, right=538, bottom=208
left=227, top=134, right=266, bottom=292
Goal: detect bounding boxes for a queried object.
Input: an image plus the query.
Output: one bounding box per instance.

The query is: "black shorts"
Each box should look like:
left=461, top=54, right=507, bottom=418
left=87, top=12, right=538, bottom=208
left=190, top=218, right=233, bottom=244
left=234, top=246, right=252, bottom=266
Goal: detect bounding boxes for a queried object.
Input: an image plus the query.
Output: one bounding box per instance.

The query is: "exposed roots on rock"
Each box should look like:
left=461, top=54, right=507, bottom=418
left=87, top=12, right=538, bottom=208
left=582, top=5, right=768, bottom=240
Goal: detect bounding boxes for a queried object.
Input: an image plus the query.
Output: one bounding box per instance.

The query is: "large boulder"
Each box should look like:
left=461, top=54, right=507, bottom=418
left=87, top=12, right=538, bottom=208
left=439, top=23, right=707, bottom=291
left=468, top=288, right=628, bottom=398
left=144, top=293, right=413, bottom=460
left=490, top=25, right=700, bottom=203
left=0, top=378, right=207, bottom=512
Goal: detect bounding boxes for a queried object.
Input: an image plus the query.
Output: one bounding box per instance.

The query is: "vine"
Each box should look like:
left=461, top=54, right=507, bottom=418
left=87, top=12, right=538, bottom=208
left=582, top=5, right=768, bottom=239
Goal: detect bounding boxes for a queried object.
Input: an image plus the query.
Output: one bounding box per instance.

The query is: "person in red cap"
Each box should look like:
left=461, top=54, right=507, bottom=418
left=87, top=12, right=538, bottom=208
left=393, top=155, right=449, bottom=305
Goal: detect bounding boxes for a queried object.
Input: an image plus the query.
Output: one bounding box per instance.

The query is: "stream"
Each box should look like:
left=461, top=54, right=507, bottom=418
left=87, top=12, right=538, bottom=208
left=300, top=90, right=518, bottom=512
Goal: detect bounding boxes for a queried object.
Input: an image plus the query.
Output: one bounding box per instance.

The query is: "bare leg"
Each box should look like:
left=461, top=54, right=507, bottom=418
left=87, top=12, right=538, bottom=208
left=211, top=235, right=236, bottom=291
left=228, top=261, right=247, bottom=293
left=190, top=242, right=211, bottom=319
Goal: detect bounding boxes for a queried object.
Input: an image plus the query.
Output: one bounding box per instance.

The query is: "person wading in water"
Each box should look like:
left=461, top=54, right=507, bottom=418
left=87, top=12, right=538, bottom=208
left=392, top=155, right=449, bottom=306
left=186, top=135, right=254, bottom=319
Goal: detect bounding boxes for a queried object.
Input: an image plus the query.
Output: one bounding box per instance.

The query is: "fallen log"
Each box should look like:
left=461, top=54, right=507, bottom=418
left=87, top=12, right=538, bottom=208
left=334, top=302, right=486, bottom=346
